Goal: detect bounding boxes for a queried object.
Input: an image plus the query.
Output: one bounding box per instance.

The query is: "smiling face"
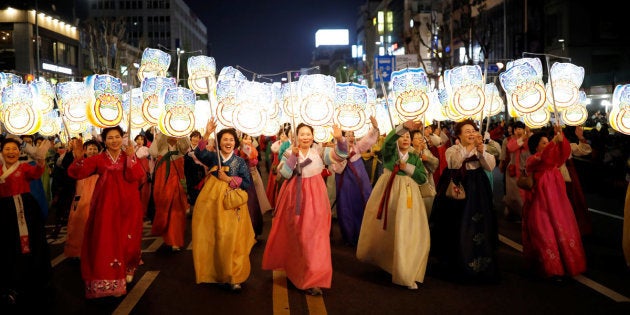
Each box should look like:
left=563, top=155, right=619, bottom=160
left=1, top=141, right=20, bottom=167
left=241, top=134, right=253, bottom=146
left=345, top=131, right=356, bottom=145
left=397, top=131, right=412, bottom=151
left=458, top=123, right=478, bottom=146
left=85, top=144, right=100, bottom=157
left=220, top=132, right=236, bottom=155
left=412, top=132, right=426, bottom=151
left=297, top=125, right=314, bottom=149
left=104, top=129, right=123, bottom=152
left=135, top=136, right=145, bottom=147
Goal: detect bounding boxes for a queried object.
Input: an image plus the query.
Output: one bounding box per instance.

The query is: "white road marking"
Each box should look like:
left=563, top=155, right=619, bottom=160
left=499, top=234, right=630, bottom=303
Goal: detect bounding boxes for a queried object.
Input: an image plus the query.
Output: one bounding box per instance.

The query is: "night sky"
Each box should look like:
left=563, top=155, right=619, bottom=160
left=185, top=0, right=365, bottom=79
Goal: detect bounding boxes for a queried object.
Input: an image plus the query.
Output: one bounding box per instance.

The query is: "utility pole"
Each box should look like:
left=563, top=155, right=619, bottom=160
left=35, top=0, right=40, bottom=79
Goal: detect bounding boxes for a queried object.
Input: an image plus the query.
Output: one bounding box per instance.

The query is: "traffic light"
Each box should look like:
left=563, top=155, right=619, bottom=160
left=25, top=73, right=34, bottom=82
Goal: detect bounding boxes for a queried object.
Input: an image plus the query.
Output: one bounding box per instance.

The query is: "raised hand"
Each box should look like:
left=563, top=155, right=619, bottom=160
left=403, top=119, right=423, bottom=131
left=369, top=116, right=378, bottom=130
left=332, top=124, right=343, bottom=141
left=72, top=138, right=84, bottom=159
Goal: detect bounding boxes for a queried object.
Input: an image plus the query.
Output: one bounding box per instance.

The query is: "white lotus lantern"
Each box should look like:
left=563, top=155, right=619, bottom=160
left=297, top=74, right=336, bottom=126
left=391, top=67, right=430, bottom=118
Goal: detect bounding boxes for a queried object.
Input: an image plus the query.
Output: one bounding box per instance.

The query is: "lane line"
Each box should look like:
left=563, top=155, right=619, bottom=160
left=113, top=270, right=160, bottom=315
left=272, top=270, right=290, bottom=315
left=142, top=238, right=164, bottom=253
left=305, top=294, right=327, bottom=315
left=573, top=275, right=630, bottom=303
left=498, top=233, right=630, bottom=303
left=51, top=253, right=66, bottom=267
left=588, top=208, right=623, bottom=220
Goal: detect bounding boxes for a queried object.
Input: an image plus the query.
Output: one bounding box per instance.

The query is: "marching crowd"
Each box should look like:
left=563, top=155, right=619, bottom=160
left=0, top=116, right=626, bottom=309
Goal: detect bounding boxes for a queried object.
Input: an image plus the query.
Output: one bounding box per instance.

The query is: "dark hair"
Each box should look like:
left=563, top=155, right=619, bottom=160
left=454, top=119, right=479, bottom=137
left=1, top=138, right=21, bottom=150
left=83, top=139, right=102, bottom=151
left=527, top=132, right=546, bottom=155
left=296, top=123, right=313, bottom=135
left=513, top=121, right=526, bottom=130
left=278, top=123, right=291, bottom=137
left=134, top=134, right=147, bottom=146
left=101, top=126, right=124, bottom=141
left=217, top=128, right=240, bottom=149
left=190, top=130, right=202, bottom=139
left=20, top=134, right=34, bottom=141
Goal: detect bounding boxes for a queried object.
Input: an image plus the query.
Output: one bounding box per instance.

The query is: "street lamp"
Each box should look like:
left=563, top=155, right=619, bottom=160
left=558, top=38, right=565, bottom=55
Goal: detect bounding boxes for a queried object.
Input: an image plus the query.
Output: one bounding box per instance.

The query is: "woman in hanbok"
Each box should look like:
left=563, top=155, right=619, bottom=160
left=263, top=123, right=347, bottom=296
left=503, top=121, right=530, bottom=222
left=430, top=119, right=499, bottom=283
left=411, top=130, right=439, bottom=216
left=0, top=138, right=51, bottom=307
left=67, top=126, right=145, bottom=298
left=64, top=140, right=101, bottom=258
left=134, top=134, right=152, bottom=218
left=183, top=130, right=208, bottom=217
left=522, top=126, right=586, bottom=279
left=149, top=131, right=190, bottom=251
left=239, top=134, right=272, bottom=237
left=356, top=120, right=430, bottom=290
left=562, top=125, right=593, bottom=236
left=18, top=135, right=49, bottom=219
left=266, top=125, right=291, bottom=208
left=192, top=122, right=255, bottom=291
left=331, top=116, right=379, bottom=246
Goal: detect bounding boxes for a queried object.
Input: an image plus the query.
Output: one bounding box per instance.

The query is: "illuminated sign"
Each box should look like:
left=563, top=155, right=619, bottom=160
left=315, top=29, right=349, bottom=47
left=42, top=62, right=72, bottom=75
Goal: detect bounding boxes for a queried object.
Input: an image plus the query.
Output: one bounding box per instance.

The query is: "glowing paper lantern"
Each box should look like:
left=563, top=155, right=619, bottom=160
left=334, top=82, right=368, bottom=132
left=122, top=88, right=147, bottom=130
left=313, top=125, right=333, bottom=143
left=56, top=82, right=89, bottom=123
left=391, top=67, right=430, bottom=118
left=85, top=74, right=124, bottom=128
left=546, top=62, right=584, bottom=110
left=522, top=108, right=550, bottom=129
left=31, top=81, right=55, bottom=114
left=193, top=99, right=213, bottom=134
left=444, top=65, right=485, bottom=117
left=39, top=110, right=61, bottom=137
left=215, top=78, right=243, bottom=127
left=1, top=83, right=41, bottom=135
left=141, top=76, right=176, bottom=126
left=561, top=91, right=587, bottom=126
left=157, top=87, right=196, bottom=137
left=298, top=74, right=336, bottom=126
left=483, top=83, right=504, bottom=117
left=187, top=56, right=216, bottom=94
left=233, top=81, right=271, bottom=136
left=281, top=81, right=299, bottom=118
left=137, top=48, right=171, bottom=82
left=262, top=119, right=281, bottom=137
left=609, top=84, right=630, bottom=135
left=500, top=58, right=546, bottom=115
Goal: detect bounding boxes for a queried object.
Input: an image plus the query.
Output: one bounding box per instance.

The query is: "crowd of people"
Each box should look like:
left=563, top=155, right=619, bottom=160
left=1, top=115, right=627, bottom=310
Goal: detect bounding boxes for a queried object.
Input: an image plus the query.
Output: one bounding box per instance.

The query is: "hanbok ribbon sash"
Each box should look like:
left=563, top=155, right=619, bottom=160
left=14, top=195, right=31, bottom=254
left=292, top=158, right=312, bottom=216
left=376, top=164, right=400, bottom=230
left=0, top=161, right=20, bottom=184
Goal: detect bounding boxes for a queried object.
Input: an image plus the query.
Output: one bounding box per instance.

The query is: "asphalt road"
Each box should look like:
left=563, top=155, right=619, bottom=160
left=30, top=166, right=630, bottom=314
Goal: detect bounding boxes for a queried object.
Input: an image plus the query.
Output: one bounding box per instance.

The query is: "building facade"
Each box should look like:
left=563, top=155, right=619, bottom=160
left=0, top=5, right=79, bottom=83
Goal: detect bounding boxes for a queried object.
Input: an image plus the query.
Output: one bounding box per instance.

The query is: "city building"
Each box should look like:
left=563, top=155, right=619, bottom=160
left=83, top=0, right=208, bottom=86
left=0, top=4, right=79, bottom=83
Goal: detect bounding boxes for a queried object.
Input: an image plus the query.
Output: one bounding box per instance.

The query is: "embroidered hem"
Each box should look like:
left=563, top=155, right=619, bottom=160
left=85, top=278, right=127, bottom=299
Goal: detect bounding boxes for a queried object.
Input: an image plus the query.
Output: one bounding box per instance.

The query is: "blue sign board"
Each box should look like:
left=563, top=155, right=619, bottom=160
left=374, top=56, right=396, bottom=83
left=487, top=64, right=499, bottom=73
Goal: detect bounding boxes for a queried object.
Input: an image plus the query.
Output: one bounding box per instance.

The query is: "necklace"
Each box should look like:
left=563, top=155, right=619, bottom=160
left=106, top=150, right=120, bottom=164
